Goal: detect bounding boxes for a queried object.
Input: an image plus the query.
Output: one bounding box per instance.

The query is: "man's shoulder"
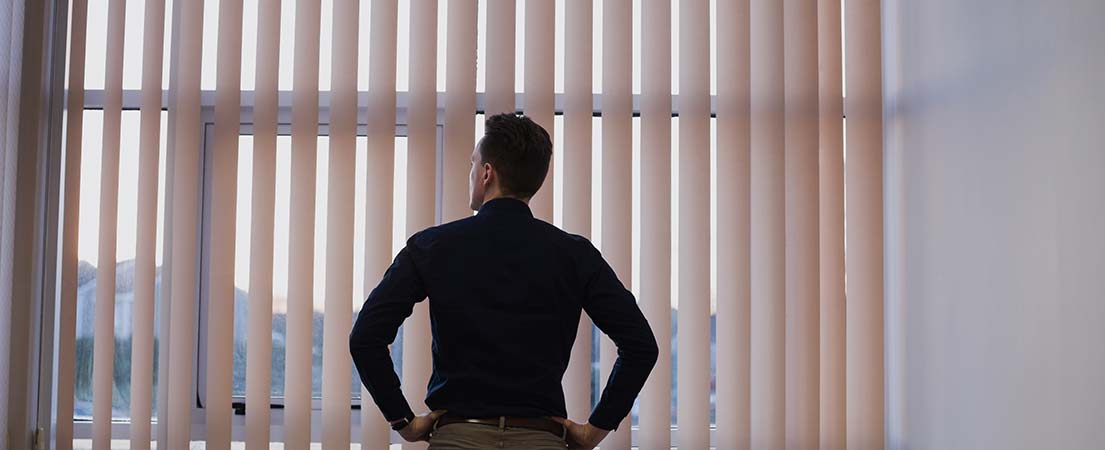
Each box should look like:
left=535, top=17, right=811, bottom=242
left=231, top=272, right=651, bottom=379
left=409, top=214, right=594, bottom=253
left=526, top=218, right=596, bottom=248
left=408, top=215, right=477, bottom=245
left=562, top=230, right=592, bottom=247
left=541, top=224, right=599, bottom=259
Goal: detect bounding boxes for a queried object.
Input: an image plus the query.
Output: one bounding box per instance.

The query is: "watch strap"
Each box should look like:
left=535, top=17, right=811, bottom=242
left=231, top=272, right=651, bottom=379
left=390, top=412, right=415, bottom=431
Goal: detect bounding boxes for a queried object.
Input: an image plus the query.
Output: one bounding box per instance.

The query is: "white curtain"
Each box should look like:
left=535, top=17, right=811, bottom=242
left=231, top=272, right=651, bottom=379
left=2, top=0, right=30, bottom=447
left=0, top=0, right=21, bottom=442
left=4, top=0, right=57, bottom=448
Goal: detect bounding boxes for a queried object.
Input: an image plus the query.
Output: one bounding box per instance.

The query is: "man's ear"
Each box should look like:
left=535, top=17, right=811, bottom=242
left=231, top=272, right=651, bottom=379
left=481, top=162, right=493, bottom=186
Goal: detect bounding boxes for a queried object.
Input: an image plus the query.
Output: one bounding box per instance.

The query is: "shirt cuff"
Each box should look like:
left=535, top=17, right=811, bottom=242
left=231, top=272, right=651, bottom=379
left=587, top=412, right=621, bottom=432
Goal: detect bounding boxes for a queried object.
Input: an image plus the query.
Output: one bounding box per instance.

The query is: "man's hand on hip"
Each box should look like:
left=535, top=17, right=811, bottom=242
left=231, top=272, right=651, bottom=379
left=549, top=417, right=610, bottom=450
left=398, top=410, right=448, bottom=443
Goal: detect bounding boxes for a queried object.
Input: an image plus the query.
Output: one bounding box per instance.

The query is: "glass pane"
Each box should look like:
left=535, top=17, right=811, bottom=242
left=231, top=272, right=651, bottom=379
left=83, top=0, right=107, bottom=90
left=630, top=115, right=641, bottom=426
left=72, top=109, right=167, bottom=421
left=709, top=116, right=718, bottom=425
left=271, top=136, right=291, bottom=397
left=201, top=0, right=219, bottom=90
left=228, top=133, right=409, bottom=403
left=231, top=137, right=253, bottom=397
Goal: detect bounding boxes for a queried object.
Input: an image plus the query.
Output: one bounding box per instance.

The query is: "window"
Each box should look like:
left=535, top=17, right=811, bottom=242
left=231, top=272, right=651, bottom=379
left=66, top=0, right=741, bottom=445
left=69, top=109, right=169, bottom=423
left=195, top=125, right=426, bottom=407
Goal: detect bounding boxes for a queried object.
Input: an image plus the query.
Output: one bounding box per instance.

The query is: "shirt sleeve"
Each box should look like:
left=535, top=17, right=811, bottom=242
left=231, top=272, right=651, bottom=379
left=578, top=240, right=660, bottom=431
left=349, top=235, right=428, bottom=422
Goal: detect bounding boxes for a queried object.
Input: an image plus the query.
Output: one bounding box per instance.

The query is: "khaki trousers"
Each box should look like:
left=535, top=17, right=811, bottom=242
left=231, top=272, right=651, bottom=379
left=427, top=422, right=568, bottom=450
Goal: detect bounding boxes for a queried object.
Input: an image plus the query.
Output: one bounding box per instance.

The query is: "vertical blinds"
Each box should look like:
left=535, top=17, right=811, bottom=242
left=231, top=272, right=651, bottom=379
left=638, top=0, right=672, bottom=448
left=676, top=0, right=710, bottom=448
left=715, top=0, right=751, bottom=448
left=206, top=0, right=245, bottom=449
left=246, top=0, right=281, bottom=447
left=128, top=0, right=167, bottom=449
left=359, top=1, right=398, bottom=446
left=845, top=1, right=886, bottom=448
left=562, top=0, right=593, bottom=431
left=749, top=0, right=786, bottom=446
left=599, top=1, right=632, bottom=448
left=320, top=0, right=358, bottom=448
left=818, top=0, right=846, bottom=449
left=402, top=1, right=437, bottom=449
left=284, top=1, right=321, bottom=447
left=53, top=0, right=886, bottom=449
left=56, top=0, right=88, bottom=447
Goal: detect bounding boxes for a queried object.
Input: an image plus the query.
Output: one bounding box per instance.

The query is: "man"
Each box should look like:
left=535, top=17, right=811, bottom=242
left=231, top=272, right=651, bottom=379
left=350, top=113, right=659, bottom=450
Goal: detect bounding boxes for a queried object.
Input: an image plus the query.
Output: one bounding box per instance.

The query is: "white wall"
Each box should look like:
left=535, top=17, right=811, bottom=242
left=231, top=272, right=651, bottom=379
left=886, top=0, right=1105, bottom=448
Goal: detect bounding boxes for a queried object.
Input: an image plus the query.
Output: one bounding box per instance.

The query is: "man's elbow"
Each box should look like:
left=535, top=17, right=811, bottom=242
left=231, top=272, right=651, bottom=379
left=349, top=327, right=368, bottom=359
left=626, top=334, right=659, bottom=367
left=643, top=336, right=660, bottom=367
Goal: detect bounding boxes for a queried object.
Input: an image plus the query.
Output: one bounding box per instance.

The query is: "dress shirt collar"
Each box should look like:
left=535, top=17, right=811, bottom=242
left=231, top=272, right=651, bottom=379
left=477, top=197, right=534, bottom=218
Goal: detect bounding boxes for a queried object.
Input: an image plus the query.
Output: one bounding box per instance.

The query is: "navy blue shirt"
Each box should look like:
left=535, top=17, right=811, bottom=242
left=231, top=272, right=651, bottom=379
left=350, top=197, right=658, bottom=431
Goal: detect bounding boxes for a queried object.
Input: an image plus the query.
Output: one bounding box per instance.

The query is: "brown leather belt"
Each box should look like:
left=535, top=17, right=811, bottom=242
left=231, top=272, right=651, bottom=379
left=434, top=415, right=566, bottom=438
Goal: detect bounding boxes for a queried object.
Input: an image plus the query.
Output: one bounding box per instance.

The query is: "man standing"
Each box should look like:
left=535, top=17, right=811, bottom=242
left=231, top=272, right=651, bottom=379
left=350, top=114, right=658, bottom=450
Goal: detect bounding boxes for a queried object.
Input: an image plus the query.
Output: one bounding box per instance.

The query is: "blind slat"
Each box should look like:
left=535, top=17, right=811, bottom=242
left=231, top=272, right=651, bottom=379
left=93, top=1, right=127, bottom=447
left=676, top=0, right=711, bottom=448
left=523, top=0, right=554, bottom=221
left=638, top=0, right=672, bottom=448
left=246, top=0, right=281, bottom=447
left=165, top=0, right=205, bottom=446
left=402, top=2, right=438, bottom=449
left=56, top=1, right=89, bottom=448
left=563, top=0, right=593, bottom=426
left=155, top=127, right=174, bottom=444
left=716, top=0, right=751, bottom=448
left=817, top=0, right=845, bottom=448
left=320, top=0, right=359, bottom=448
left=599, top=0, right=633, bottom=446
left=443, top=0, right=477, bottom=221
left=783, top=0, right=820, bottom=447
left=0, top=0, right=10, bottom=220
left=845, top=0, right=885, bottom=447
left=284, top=0, right=322, bottom=447
left=129, top=0, right=167, bottom=448
left=750, top=0, right=785, bottom=446
left=360, top=1, right=398, bottom=446
left=485, top=0, right=516, bottom=115
left=157, top=2, right=182, bottom=446
left=0, top=0, right=10, bottom=441
left=205, top=0, right=245, bottom=447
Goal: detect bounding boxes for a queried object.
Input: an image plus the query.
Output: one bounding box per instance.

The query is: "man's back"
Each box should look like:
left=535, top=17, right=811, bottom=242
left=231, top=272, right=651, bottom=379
left=351, top=197, right=658, bottom=431
left=419, top=197, right=591, bottom=418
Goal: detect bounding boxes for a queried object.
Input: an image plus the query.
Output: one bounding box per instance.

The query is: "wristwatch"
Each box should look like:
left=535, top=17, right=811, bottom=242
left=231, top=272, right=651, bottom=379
left=389, top=412, right=415, bottom=431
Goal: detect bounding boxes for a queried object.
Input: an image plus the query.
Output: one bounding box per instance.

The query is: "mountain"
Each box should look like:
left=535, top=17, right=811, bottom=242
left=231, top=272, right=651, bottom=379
left=74, top=259, right=250, bottom=339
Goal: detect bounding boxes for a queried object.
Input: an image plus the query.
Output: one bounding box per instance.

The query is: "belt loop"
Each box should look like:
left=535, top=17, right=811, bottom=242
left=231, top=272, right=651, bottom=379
left=498, top=416, right=506, bottom=432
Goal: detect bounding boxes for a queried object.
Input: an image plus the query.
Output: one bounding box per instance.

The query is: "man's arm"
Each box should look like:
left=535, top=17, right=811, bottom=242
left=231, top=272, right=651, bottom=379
left=349, top=238, right=427, bottom=422
left=579, top=240, right=660, bottom=431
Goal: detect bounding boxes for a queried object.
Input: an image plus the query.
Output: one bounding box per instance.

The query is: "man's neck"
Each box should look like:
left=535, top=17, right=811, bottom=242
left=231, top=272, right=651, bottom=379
left=482, top=193, right=529, bottom=205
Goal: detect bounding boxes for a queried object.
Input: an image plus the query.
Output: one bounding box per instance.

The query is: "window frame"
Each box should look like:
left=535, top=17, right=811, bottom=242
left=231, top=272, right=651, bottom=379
left=192, top=119, right=435, bottom=413
left=68, top=88, right=707, bottom=444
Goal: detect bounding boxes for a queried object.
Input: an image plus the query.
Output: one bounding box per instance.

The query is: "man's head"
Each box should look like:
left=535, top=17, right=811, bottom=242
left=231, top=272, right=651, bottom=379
left=469, top=113, right=552, bottom=210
